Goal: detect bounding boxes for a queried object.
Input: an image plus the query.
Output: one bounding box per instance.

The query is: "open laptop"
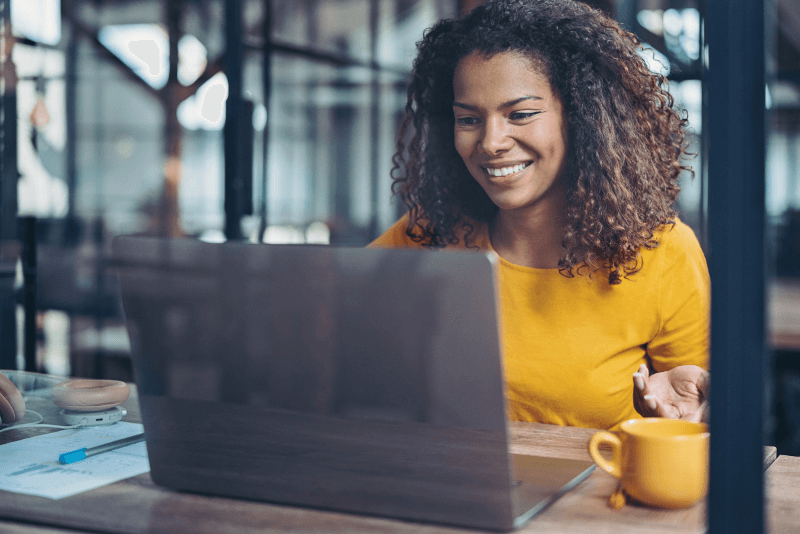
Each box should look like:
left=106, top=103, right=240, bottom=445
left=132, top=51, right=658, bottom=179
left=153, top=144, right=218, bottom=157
left=112, top=236, right=594, bottom=531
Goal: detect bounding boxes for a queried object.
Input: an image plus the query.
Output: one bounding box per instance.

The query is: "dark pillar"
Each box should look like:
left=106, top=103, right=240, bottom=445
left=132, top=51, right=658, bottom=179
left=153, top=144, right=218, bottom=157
left=65, top=2, right=78, bottom=222
left=0, top=0, right=19, bottom=369
left=224, top=0, right=246, bottom=240
left=705, top=0, right=766, bottom=532
left=258, top=0, right=273, bottom=241
left=18, top=217, right=36, bottom=372
left=368, top=0, right=380, bottom=241
left=331, top=98, right=355, bottom=226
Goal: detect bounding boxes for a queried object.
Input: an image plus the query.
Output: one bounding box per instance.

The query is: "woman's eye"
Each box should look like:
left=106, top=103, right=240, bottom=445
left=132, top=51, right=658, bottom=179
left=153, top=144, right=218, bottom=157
left=510, top=111, right=539, bottom=120
left=455, top=116, right=479, bottom=126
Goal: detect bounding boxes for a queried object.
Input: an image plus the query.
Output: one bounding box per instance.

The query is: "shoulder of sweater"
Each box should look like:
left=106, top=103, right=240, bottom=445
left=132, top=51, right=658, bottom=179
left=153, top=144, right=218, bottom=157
left=653, top=217, right=704, bottom=256
left=369, top=213, right=490, bottom=250
left=646, top=217, right=708, bottom=281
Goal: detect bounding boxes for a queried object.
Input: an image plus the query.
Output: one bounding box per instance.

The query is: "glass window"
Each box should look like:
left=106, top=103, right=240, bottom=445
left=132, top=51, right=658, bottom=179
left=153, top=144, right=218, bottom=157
left=0, top=0, right=458, bottom=376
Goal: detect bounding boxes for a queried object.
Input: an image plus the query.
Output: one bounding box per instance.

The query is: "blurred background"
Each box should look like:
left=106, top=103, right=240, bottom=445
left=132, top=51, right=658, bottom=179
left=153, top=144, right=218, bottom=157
left=0, top=0, right=798, bottom=452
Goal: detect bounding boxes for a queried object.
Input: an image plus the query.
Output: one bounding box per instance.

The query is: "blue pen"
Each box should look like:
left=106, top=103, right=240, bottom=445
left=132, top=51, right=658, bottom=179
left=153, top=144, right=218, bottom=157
left=59, top=433, right=146, bottom=464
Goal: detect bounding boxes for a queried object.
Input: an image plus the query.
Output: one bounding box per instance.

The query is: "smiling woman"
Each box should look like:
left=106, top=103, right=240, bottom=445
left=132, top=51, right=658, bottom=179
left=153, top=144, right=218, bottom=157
left=370, top=0, right=711, bottom=431
left=452, top=51, right=569, bottom=269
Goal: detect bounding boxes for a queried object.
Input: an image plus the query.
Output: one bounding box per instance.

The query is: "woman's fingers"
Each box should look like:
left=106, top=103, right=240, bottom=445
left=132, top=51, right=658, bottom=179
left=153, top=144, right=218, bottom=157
left=632, top=366, right=710, bottom=421
left=633, top=364, right=650, bottom=393
left=633, top=369, right=663, bottom=417
left=678, top=400, right=708, bottom=423
left=0, top=394, right=16, bottom=424
left=0, top=373, right=25, bottom=424
left=633, top=366, right=655, bottom=416
left=696, top=369, right=710, bottom=398
left=633, top=372, right=646, bottom=393
left=638, top=363, right=650, bottom=379
left=633, top=367, right=652, bottom=398
left=643, top=394, right=671, bottom=418
left=698, top=401, right=710, bottom=423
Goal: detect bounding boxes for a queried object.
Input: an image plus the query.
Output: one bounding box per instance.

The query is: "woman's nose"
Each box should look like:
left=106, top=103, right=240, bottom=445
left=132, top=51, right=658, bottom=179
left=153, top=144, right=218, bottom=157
left=479, top=117, right=513, bottom=155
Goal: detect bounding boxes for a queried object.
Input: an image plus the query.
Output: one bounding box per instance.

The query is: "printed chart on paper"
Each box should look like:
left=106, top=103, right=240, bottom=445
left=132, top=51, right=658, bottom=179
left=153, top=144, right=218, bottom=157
left=0, top=421, right=149, bottom=499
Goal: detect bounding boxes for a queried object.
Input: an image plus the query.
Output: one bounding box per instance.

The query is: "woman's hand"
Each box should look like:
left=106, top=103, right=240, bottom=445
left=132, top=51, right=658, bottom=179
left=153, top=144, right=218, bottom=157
left=0, top=373, right=25, bottom=424
left=632, top=364, right=709, bottom=423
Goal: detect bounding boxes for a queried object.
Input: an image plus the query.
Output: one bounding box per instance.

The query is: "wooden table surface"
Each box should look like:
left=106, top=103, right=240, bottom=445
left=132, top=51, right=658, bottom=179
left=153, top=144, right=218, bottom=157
left=766, top=455, right=800, bottom=534
left=0, top=389, right=790, bottom=534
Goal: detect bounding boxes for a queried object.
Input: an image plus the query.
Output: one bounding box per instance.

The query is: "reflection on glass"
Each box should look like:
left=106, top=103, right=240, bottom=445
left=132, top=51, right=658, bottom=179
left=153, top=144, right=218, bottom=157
left=680, top=9, right=701, bottom=60
left=6, top=0, right=460, bottom=381
left=11, top=0, right=61, bottom=46
left=638, top=43, right=671, bottom=76
left=99, top=24, right=170, bottom=90
left=378, top=0, right=440, bottom=69
left=662, top=8, right=683, bottom=36
left=177, top=35, right=208, bottom=86
left=273, top=0, right=370, bottom=62
left=670, top=78, right=703, bottom=235
left=636, top=6, right=701, bottom=68
left=176, top=72, right=228, bottom=131
left=13, top=42, right=68, bottom=218
left=637, top=9, right=664, bottom=36
left=671, top=79, right=702, bottom=133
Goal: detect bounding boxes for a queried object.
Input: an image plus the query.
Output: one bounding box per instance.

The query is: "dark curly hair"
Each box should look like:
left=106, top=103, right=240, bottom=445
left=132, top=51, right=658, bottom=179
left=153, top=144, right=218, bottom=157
left=391, top=0, right=691, bottom=284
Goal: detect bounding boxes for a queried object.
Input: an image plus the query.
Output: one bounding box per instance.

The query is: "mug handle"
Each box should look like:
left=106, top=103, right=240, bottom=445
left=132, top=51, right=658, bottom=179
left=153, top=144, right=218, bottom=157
left=588, top=431, right=623, bottom=479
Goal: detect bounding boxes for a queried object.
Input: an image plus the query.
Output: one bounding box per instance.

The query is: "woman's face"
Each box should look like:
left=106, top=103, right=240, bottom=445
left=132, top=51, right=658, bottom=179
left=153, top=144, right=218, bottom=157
left=452, top=51, right=569, bottom=216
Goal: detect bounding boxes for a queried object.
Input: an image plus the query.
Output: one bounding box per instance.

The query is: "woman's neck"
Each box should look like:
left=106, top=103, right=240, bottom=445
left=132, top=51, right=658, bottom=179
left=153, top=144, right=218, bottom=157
left=489, top=197, right=567, bottom=269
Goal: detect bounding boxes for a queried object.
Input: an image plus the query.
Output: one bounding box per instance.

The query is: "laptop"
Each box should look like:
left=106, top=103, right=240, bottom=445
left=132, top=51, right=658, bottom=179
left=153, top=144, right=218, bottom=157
left=112, top=236, right=594, bottom=531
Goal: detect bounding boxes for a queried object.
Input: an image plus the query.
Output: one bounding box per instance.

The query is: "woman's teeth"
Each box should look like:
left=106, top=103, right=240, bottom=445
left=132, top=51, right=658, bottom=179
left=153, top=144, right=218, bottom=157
left=484, top=163, right=528, bottom=177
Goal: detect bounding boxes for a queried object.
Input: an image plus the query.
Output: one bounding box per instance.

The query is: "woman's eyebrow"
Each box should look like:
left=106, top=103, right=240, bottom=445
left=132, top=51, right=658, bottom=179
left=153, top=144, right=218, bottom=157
left=452, top=95, right=543, bottom=110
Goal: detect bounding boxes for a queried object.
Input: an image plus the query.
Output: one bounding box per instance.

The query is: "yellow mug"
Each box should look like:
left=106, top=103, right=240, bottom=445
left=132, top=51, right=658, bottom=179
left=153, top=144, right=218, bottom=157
left=588, top=418, right=709, bottom=508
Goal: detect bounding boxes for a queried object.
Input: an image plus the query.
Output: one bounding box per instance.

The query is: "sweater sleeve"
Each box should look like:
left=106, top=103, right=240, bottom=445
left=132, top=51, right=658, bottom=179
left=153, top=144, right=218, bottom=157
left=647, top=221, right=711, bottom=372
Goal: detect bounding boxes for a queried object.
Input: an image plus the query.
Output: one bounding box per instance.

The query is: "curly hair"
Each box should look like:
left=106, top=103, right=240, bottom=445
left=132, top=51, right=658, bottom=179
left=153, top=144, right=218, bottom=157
left=391, top=0, right=691, bottom=284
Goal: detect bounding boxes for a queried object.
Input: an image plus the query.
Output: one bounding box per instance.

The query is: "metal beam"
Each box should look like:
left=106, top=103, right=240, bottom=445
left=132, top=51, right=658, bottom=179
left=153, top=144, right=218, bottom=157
left=62, top=4, right=224, bottom=107
left=243, top=37, right=409, bottom=76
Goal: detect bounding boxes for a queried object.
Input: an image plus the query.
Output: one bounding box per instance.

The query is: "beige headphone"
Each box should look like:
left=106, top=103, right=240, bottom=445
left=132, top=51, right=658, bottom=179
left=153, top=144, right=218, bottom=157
left=0, top=373, right=130, bottom=424
left=51, top=379, right=130, bottom=411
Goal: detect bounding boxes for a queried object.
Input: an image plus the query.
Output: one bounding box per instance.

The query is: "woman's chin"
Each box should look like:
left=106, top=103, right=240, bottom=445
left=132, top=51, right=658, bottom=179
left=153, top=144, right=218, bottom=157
left=486, top=196, right=529, bottom=212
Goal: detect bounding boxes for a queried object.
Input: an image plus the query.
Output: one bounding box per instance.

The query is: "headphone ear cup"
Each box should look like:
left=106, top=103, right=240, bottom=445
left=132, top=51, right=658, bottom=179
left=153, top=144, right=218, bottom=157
left=0, top=373, right=26, bottom=424
left=51, top=379, right=130, bottom=411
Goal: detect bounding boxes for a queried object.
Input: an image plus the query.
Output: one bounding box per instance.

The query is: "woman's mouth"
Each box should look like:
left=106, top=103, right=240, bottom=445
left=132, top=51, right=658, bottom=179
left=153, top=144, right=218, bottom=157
left=482, top=162, right=530, bottom=177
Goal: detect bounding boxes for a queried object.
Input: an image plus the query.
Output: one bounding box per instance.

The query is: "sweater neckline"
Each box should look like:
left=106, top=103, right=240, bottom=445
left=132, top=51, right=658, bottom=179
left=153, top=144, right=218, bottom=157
left=469, top=221, right=564, bottom=274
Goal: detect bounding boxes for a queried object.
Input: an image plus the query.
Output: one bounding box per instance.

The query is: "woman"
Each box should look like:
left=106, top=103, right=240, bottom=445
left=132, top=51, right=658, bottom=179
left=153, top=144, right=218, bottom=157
left=370, top=0, right=709, bottom=430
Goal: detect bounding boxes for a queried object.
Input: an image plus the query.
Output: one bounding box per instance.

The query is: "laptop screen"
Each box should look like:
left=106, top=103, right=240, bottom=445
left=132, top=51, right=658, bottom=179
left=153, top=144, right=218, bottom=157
left=113, top=237, right=518, bottom=530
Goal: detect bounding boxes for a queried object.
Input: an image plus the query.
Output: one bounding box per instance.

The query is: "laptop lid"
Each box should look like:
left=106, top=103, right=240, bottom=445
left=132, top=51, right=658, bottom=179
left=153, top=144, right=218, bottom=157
left=112, top=236, right=591, bottom=531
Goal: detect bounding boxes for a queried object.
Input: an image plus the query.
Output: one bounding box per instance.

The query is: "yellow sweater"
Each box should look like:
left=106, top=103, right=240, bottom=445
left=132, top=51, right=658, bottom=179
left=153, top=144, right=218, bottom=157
left=370, top=215, right=710, bottom=430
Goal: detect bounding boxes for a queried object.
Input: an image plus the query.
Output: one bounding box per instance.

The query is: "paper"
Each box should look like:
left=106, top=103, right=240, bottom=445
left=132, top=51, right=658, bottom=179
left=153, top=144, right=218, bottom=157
left=0, top=421, right=150, bottom=499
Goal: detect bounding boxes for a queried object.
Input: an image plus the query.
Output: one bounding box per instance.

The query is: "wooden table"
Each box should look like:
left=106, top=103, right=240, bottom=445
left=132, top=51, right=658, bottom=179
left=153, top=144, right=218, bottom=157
left=0, top=391, right=790, bottom=534
left=766, top=455, right=800, bottom=534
